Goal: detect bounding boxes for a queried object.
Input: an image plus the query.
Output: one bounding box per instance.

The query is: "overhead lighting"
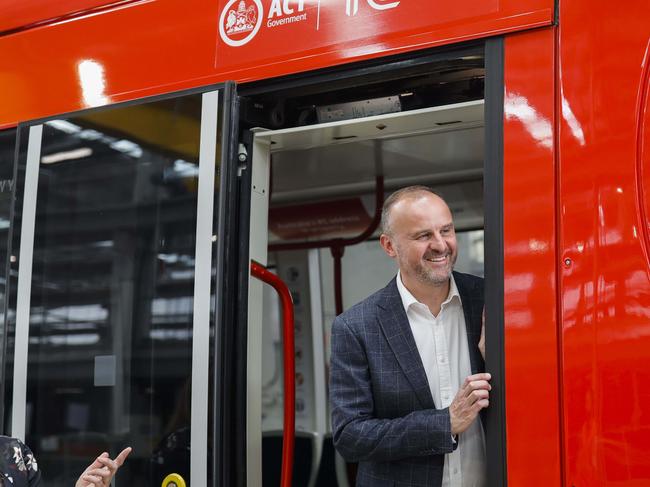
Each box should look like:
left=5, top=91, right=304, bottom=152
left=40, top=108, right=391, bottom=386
left=173, top=159, right=199, bottom=177
left=41, top=147, right=93, bottom=164
left=78, top=129, right=104, bottom=141
left=46, top=120, right=82, bottom=134
left=110, top=139, right=143, bottom=158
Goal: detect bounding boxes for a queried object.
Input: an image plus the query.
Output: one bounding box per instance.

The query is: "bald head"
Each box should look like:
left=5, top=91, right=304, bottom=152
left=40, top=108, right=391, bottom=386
left=380, top=186, right=450, bottom=237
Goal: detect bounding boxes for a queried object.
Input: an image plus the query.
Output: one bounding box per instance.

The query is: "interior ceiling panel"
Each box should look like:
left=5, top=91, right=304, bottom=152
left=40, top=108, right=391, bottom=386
left=262, top=100, right=484, bottom=202
left=271, top=126, right=484, bottom=194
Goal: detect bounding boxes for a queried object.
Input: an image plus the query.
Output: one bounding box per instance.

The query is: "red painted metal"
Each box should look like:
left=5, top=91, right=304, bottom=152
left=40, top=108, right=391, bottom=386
left=503, top=28, right=562, bottom=486
left=636, top=40, right=650, bottom=268
left=250, top=260, right=295, bottom=487
left=0, top=0, right=553, bottom=127
left=558, top=1, right=650, bottom=485
left=0, top=0, right=139, bottom=35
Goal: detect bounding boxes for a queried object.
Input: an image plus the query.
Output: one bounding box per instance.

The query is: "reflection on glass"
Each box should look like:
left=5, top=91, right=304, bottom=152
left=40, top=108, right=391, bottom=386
left=0, top=128, right=17, bottom=428
left=14, top=95, right=211, bottom=486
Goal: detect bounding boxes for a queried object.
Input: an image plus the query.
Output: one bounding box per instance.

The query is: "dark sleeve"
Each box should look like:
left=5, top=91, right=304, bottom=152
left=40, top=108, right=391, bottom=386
left=329, top=314, right=455, bottom=463
left=19, top=441, right=41, bottom=487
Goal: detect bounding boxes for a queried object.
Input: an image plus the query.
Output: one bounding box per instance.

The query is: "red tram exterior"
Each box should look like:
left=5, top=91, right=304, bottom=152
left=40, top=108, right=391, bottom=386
left=1, top=0, right=649, bottom=485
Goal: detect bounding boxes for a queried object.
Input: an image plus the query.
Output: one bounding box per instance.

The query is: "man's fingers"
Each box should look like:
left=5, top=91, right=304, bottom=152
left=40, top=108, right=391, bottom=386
left=469, top=389, right=489, bottom=402
left=469, top=380, right=491, bottom=391
left=462, top=379, right=491, bottom=398
left=114, top=446, right=132, bottom=466
left=451, top=374, right=492, bottom=435
left=468, top=373, right=492, bottom=382
left=85, top=467, right=111, bottom=478
left=92, top=447, right=131, bottom=481
left=81, top=474, right=102, bottom=485
left=473, top=398, right=489, bottom=411
left=85, top=452, right=109, bottom=472
left=77, top=449, right=130, bottom=487
left=97, top=446, right=132, bottom=470
left=97, top=456, right=118, bottom=472
left=463, top=373, right=491, bottom=387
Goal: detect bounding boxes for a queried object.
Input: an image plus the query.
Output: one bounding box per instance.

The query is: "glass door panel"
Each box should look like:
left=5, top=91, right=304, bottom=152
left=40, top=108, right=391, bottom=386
left=0, top=128, right=17, bottom=429
left=10, top=90, right=225, bottom=486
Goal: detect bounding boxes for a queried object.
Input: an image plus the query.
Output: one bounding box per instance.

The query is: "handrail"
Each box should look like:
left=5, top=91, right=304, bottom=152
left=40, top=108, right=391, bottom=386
left=250, top=261, right=295, bottom=487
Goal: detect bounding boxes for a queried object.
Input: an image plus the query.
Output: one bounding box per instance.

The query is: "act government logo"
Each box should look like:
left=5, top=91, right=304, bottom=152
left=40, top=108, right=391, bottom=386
left=219, top=0, right=263, bottom=47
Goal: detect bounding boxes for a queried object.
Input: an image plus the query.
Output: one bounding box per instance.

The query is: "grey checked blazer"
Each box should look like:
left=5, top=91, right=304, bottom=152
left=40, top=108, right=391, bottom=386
left=330, top=271, right=484, bottom=487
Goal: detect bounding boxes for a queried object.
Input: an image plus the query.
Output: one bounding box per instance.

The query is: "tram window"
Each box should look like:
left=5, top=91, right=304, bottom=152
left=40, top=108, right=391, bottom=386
left=8, top=93, right=224, bottom=486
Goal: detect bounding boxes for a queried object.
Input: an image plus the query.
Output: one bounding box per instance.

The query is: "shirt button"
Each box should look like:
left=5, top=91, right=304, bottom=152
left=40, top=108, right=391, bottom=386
left=439, top=357, right=446, bottom=364
left=453, top=468, right=459, bottom=475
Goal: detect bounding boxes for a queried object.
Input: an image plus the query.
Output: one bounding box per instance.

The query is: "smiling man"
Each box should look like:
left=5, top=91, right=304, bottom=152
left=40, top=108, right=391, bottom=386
left=330, top=186, right=490, bottom=487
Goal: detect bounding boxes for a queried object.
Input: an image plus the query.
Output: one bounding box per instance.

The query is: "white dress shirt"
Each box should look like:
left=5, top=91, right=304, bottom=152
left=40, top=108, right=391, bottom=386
left=396, top=272, right=486, bottom=487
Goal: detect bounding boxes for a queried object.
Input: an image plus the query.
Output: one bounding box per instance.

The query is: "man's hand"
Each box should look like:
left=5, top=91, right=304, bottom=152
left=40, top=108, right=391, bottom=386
left=449, top=373, right=491, bottom=435
left=75, top=447, right=132, bottom=487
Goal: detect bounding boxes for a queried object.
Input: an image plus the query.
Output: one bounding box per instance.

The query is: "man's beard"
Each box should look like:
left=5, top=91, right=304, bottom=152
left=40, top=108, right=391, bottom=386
left=405, top=251, right=456, bottom=286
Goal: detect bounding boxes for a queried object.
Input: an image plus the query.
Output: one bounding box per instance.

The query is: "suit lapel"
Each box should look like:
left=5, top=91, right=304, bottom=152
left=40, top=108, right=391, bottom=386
left=376, top=279, right=436, bottom=409
left=454, top=271, right=483, bottom=375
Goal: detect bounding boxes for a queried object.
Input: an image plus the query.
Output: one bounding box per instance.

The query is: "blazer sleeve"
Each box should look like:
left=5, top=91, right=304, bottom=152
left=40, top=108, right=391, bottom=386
left=21, top=441, right=41, bottom=487
left=329, top=314, right=456, bottom=463
left=0, top=437, right=42, bottom=487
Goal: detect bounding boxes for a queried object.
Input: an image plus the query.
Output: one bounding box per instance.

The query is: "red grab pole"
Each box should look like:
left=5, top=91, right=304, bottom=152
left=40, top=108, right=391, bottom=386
left=250, top=260, right=295, bottom=487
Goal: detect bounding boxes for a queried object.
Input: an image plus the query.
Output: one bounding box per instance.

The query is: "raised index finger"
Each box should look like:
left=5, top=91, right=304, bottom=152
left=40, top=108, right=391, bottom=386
left=114, top=447, right=132, bottom=467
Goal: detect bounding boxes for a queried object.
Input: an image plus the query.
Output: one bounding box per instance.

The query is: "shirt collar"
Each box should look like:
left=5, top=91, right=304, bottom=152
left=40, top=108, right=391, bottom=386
left=396, top=270, right=461, bottom=313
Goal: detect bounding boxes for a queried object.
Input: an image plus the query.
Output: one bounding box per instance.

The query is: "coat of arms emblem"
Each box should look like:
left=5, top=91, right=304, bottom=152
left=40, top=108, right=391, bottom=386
left=219, top=0, right=263, bottom=46
left=225, top=0, right=258, bottom=34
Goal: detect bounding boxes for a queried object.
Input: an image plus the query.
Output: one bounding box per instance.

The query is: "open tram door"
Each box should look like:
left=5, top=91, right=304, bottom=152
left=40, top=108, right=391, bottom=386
left=240, top=40, right=507, bottom=487
left=5, top=83, right=242, bottom=487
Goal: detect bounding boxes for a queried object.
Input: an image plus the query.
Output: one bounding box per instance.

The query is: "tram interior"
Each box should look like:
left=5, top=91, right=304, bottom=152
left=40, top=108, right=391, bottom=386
left=248, top=56, right=486, bottom=486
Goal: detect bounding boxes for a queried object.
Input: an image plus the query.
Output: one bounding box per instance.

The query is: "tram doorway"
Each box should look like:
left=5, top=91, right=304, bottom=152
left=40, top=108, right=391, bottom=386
left=246, top=99, right=486, bottom=486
